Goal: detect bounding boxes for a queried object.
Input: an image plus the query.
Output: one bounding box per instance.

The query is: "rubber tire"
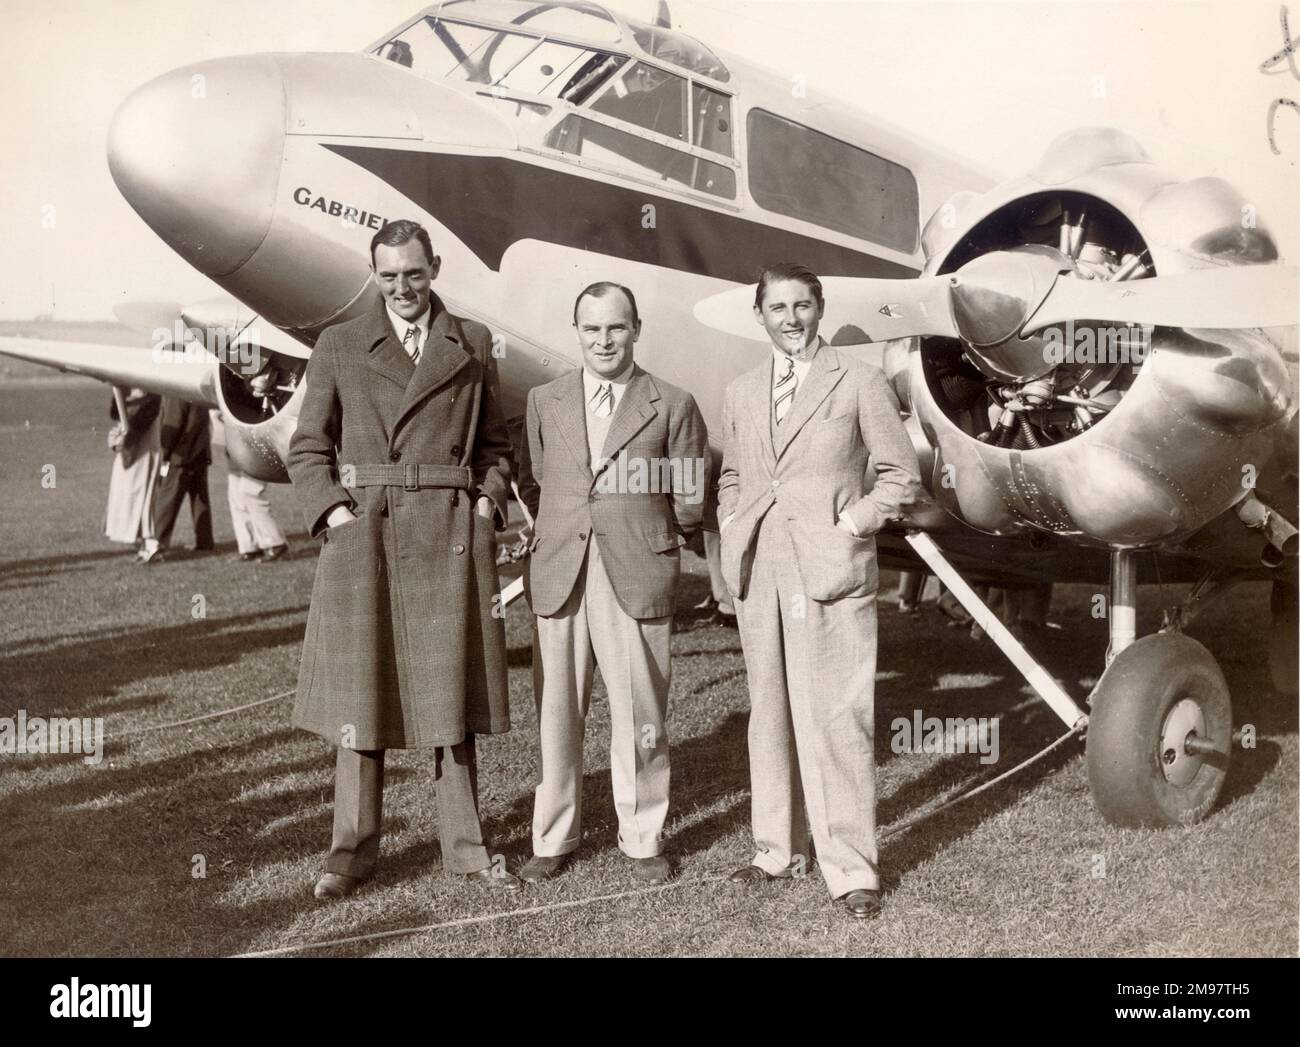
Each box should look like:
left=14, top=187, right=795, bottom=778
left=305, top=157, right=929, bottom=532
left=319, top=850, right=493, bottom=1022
left=1270, top=578, right=1298, bottom=696
left=1086, top=633, right=1231, bottom=828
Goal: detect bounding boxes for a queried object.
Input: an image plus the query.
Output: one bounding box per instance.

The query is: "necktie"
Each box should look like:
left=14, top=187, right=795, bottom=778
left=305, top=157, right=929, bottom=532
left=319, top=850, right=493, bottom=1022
left=590, top=382, right=613, bottom=419
left=403, top=325, right=421, bottom=365
left=774, top=356, right=796, bottom=424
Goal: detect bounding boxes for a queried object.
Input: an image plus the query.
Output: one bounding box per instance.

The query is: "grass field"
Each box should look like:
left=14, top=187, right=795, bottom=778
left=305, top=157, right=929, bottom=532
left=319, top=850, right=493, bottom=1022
left=0, top=343, right=1296, bottom=957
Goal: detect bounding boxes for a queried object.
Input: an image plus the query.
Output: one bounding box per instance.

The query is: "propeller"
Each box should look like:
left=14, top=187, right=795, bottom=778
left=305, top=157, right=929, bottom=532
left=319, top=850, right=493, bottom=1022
left=695, top=249, right=1300, bottom=349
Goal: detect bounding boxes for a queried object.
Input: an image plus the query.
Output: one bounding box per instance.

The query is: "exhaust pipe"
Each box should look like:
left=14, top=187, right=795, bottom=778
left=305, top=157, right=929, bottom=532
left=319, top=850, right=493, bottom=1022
left=1237, top=493, right=1299, bottom=567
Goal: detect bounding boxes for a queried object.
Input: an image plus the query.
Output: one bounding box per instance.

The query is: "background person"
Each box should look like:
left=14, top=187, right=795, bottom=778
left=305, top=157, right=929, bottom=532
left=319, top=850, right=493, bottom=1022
left=104, top=386, right=161, bottom=558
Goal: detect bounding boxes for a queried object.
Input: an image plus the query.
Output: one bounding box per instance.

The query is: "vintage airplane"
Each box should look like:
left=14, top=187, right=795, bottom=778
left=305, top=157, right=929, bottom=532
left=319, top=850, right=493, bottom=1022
left=2, top=0, right=1295, bottom=830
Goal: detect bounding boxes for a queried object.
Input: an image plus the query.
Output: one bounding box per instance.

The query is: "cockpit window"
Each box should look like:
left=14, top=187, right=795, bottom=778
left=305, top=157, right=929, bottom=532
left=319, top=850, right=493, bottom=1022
left=377, top=15, right=624, bottom=99
left=590, top=63, right=689, bottom=142
left=630, top=24, right=729, bottom=82
left=433, top=0, right=620, bottom=42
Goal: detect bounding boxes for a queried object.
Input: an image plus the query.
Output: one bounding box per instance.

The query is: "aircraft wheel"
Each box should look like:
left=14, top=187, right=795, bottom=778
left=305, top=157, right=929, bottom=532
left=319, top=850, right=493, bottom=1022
left=1270, top=578, right=1298, bottom=695
left=1086, top=633, right=1231, bottom=828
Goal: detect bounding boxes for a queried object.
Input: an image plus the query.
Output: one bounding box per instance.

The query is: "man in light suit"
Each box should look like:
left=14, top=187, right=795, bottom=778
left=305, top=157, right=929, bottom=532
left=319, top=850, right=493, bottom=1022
left=516, top=282, right=707, bottom=884
left=718, top=262, right=920, bottom=919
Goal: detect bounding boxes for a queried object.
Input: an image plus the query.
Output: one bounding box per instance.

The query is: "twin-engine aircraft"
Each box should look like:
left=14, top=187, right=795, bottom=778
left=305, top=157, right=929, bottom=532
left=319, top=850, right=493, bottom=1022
left=3, top=0, right=1295, bottom=829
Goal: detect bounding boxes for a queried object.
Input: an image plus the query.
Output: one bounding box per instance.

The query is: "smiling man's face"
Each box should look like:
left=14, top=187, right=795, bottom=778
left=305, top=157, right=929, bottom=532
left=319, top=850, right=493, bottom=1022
left=373, top=239, right=438, bottom=322
left=755, top=277, right=823, bottom=357
left=576, top=290, right=639, bottom=380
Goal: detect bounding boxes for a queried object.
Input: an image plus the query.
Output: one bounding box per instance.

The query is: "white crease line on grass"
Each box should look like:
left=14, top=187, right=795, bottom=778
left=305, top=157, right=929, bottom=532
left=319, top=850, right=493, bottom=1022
left=107, top=690, right=292, bottom=739
left=233, top=875, right=726, bottom=957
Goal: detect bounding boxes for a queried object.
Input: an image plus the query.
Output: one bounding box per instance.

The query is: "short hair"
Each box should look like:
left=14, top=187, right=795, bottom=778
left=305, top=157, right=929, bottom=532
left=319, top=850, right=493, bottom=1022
left=573, top=281, right=640, bottom=326
left=370, top=219, right=435, bottom=267
left=754, top=262, right=824, bottom=310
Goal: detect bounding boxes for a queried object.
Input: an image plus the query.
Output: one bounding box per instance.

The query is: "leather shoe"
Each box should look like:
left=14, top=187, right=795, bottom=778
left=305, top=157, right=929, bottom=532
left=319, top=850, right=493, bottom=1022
left=261, top=544, right=289, bottom=561
left=631, top=855, right=671, bottom=884
left=727, top=863, right=794, bottom=885
left=519, top=854, right=571, bottom=883
left=841, top=888, right=882, bottom=920
left=313, top=872, right=359, bottom=901
left=238, top=551, right=259, bottom=562
left=464, top=865, right=522, bottom=891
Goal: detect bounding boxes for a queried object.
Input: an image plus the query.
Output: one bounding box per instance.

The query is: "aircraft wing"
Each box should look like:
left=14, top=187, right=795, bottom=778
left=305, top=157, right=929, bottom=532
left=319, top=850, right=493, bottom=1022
left=0, top=337, right=217, bottom=405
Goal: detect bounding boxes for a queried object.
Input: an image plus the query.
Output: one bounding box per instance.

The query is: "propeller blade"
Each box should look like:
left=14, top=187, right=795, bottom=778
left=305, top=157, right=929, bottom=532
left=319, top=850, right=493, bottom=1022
left=694, top=275, right=961, bottom=343
left=1025, top=264, right=1300, bottom=333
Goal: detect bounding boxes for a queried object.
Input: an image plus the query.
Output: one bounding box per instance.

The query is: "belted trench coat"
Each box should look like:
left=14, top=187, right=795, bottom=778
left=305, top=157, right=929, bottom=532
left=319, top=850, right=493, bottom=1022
left=287, top=294, right=512, bottom=749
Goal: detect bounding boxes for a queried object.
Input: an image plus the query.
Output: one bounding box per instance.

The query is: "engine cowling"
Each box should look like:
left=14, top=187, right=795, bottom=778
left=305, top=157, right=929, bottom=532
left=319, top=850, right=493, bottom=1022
left=213, top=347, right=306, bottom=482
left=912, top=128, right=1297, bottom=552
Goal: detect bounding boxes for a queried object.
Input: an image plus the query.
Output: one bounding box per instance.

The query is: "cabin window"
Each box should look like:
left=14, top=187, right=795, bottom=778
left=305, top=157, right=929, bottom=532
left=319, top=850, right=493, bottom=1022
left=545, top=115, right=736, bottom=198
left=747, top=109, right=919, bottom=252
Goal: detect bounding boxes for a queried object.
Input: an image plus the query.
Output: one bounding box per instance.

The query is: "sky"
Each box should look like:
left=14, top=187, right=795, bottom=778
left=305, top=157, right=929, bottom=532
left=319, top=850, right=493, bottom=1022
left=0, top=0, right=1295, bottom=318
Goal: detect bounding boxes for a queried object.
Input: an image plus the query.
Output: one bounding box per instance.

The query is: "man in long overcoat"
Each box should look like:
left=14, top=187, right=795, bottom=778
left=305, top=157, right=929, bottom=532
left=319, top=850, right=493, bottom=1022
left=288, top=219, right=517, bottom=900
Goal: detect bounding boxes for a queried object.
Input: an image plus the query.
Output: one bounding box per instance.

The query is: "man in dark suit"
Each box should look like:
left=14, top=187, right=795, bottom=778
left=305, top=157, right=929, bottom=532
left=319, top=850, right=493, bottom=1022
left=139, top=395, right=212, bottom=563
left=718, top=262, right=920, bottom=919
left=516, top=282, right=707, bottom=884
left=288, top=219, right=518, bottom=900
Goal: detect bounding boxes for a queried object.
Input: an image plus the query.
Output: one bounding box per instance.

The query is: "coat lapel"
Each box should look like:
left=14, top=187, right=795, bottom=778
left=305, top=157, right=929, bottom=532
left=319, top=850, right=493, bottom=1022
left=775, top=343, right=844, bottom=460
left=394, top=296, right=470, bottom=435
left=596, top=367, right=659, bottom=479
left=365, top=301, right=413, bottom=390
left=550, top=369, right=593, bottom=483
left=743, top=362, right=777, bottom=470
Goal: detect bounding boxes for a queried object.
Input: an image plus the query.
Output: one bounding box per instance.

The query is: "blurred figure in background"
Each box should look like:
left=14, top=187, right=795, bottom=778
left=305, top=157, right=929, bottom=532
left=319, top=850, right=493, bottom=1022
left=104, top=386, right=161, bottom=558
left=210, top=408, right=289, bottom=562
left=138, top=395, right=213, bottom=563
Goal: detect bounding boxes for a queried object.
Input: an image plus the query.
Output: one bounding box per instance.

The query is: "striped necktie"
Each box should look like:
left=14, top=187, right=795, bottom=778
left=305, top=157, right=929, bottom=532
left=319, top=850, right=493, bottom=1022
left=774, top=355, right=796, bottom=424
left=590, top=381, right=614, bottom=418
left=402, top=324, right=421, bottom=365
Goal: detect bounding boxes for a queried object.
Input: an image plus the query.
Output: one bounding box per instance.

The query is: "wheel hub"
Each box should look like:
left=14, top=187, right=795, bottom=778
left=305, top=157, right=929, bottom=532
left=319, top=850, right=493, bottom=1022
left=1160, top=698, right=1206, bottom=785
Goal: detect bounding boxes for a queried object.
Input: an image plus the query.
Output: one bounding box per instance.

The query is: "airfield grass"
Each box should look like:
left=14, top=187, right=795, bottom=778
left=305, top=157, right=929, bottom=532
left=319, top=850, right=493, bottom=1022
left=0, top=343, right=1296, bottom=957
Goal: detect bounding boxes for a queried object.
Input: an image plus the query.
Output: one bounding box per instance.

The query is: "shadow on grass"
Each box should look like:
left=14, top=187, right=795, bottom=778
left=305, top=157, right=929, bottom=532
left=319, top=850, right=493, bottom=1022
left=0, top=727, right=423, bottom=956
left=0, top=605, right=310, bottom=715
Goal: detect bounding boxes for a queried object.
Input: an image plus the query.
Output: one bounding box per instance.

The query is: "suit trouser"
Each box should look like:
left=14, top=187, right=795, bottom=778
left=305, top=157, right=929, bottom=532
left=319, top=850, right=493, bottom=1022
left=152, top=464, right=213, bottom=549
left=733, top=515, right=879, bottom=897
left=226, top=470, right=287, bottom=554
left=325, top=738, right=491, bottom=879
left=703, top=529, right=735, bottom=615
left=531, top=539, right=672, bottom=859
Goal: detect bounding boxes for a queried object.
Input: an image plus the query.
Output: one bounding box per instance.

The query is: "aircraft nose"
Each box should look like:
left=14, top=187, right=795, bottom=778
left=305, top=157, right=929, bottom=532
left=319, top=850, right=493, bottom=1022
left=108, top=56, right=285, bottom=278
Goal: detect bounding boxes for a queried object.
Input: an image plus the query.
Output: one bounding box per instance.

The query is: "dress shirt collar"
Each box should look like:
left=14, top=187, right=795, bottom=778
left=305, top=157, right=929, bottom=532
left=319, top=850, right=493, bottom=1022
left=386, top=303, right=432, bottom=358
left=771, top=335, right=823, bottom=384
left=582, top=362, right=634, bottom=413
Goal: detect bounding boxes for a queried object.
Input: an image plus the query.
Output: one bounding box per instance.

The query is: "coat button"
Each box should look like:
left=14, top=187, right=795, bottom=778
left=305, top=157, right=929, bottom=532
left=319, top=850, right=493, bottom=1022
left=578, top=531, right=587, bottom=540
left=389, top=450, right=401, bottom=462
left=771, top=480, right=780, bottom=489
left=450, top=444, right=461, bottom=457
left=453, top=543, right=465, bottom=555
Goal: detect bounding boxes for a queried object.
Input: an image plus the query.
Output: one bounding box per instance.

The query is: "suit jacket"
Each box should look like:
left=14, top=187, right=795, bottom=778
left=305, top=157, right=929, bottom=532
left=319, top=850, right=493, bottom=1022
left=286, top=293, right=513, bottom=749
left=158, top=396, right=211, bottom=468
left=717, top=345, right=920, bottom=602
left=517, top=364, right=708, bottom=619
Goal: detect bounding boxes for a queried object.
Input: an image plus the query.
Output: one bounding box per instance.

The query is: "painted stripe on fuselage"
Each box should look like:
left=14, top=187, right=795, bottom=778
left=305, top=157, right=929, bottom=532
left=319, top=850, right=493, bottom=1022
left=325, top=145, right=920, bottom=283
